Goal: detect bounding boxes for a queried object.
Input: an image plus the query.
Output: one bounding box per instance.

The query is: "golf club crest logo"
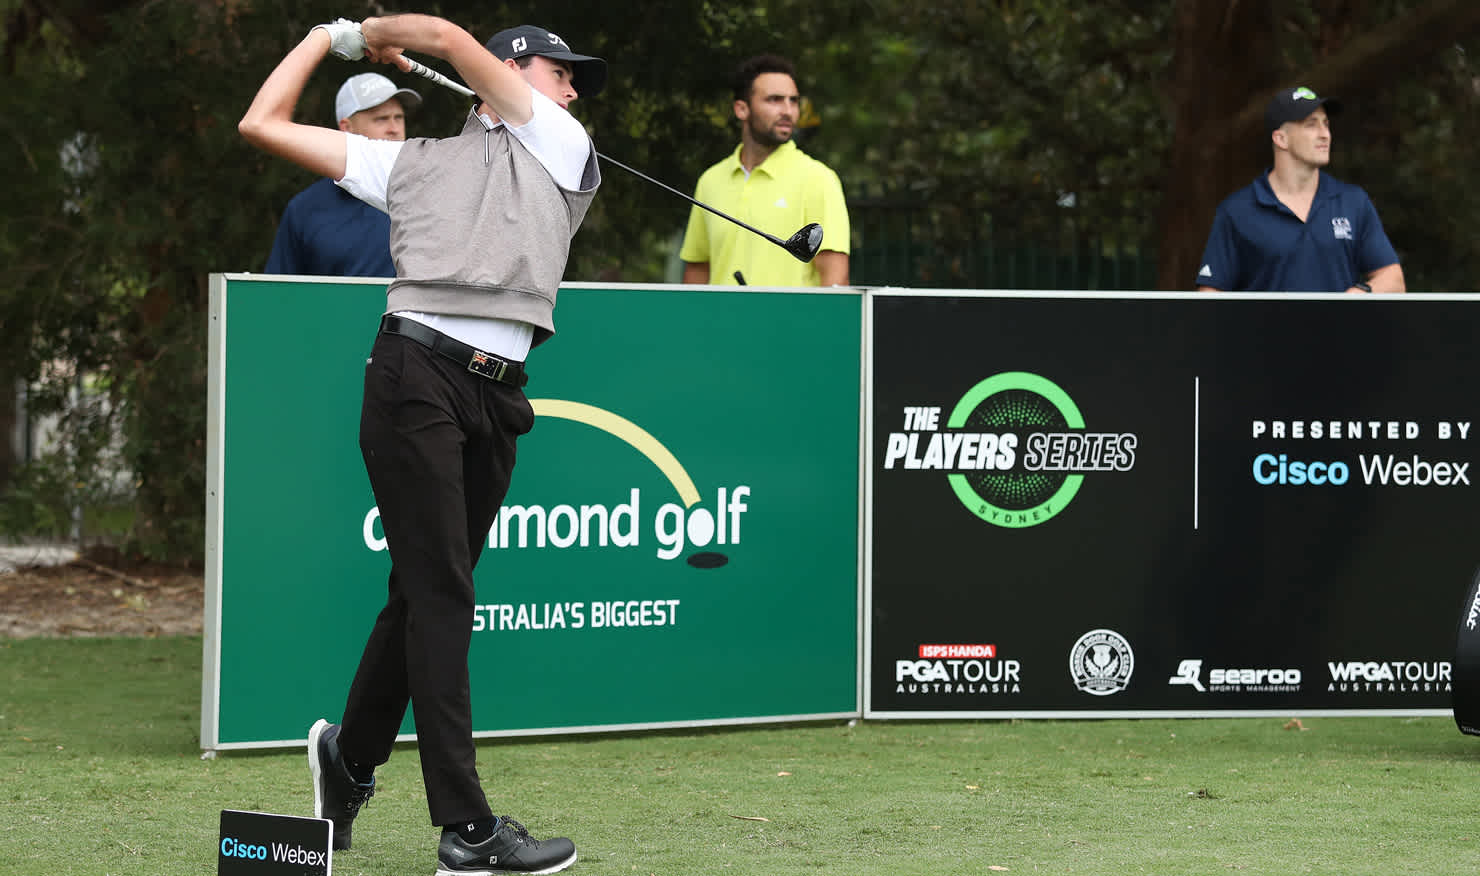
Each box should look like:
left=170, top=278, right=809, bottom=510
left=1070, top=628, right=1135, bottom=696
left=882, top=372, right=1137, bottom=527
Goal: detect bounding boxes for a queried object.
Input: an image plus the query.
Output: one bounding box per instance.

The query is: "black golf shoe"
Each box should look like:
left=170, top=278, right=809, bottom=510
left=435, top=817, right=577, bottom=875
left=308, top=718, right=375, bottom=850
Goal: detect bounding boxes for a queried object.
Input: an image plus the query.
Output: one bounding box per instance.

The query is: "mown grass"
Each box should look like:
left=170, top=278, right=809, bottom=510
left=3, top=636, right=1478, bottom=875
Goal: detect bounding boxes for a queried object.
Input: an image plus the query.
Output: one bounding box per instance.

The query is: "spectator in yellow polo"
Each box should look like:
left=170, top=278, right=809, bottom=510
left=680, top=54, right=850, bottom=287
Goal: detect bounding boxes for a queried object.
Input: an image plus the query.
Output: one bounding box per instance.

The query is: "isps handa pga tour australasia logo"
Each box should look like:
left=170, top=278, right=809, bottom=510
left=882, top=372, right=1137, bottom=527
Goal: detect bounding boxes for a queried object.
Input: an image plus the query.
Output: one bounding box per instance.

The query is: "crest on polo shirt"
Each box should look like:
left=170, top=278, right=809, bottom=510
left=1332, top=217, right=1353, bottom=240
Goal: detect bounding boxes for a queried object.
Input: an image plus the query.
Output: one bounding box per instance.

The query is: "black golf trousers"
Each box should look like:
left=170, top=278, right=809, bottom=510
left=338, top=330, right=534, bottom=827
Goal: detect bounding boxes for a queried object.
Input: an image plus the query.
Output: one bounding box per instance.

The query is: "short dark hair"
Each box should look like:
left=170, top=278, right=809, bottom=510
left=732, top=54, right=797, bottom=102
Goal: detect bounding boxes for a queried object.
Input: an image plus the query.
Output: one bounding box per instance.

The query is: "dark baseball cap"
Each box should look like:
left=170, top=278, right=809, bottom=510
left=484, top=25, right=607, bottom=97
left=1265, top=86, right=1342, bottom=133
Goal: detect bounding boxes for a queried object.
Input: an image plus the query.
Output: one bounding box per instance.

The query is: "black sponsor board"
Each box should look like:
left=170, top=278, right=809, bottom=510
left=867, top=292, right=1475, bottom=716
left=219, top=809, right=331, bottom=875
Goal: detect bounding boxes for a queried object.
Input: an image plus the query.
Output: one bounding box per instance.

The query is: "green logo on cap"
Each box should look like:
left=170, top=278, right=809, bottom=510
left=1292, top=87, right=1318, bottom=101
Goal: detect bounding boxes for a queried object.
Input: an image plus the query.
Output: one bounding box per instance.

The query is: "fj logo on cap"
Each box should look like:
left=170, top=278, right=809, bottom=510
left=512, top=37, right=527, bottom=53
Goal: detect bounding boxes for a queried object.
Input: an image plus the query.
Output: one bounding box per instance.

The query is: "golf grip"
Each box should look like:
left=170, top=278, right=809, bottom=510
left=404, top=57, right=476, bottom=98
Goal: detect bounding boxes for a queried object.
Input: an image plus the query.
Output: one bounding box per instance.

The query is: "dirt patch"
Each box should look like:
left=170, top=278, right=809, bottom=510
left=0, top=554, right=203, bottom=639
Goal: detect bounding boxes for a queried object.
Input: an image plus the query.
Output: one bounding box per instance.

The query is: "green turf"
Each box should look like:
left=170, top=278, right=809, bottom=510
left=3, top=636, right=1478, bottom=875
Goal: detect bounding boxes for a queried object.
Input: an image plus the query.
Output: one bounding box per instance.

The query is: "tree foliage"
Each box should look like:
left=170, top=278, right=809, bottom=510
left=1160, top=0, right=1480, bottom=290
left=856, top=1, right=1172, bottom=285
left=4, top=0, right=1480, bottom=563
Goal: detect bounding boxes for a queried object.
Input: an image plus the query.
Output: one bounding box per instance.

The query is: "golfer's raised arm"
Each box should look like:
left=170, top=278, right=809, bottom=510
left=238, top=27, right=350, bottom=180
left=362, top=15, right=536, bottom=126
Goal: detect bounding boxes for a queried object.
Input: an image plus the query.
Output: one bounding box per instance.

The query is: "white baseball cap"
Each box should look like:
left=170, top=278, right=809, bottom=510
left=335, top=73, right=423, bottom=123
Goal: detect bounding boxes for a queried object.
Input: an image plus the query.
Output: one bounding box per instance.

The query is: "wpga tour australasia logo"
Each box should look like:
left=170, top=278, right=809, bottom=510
left=882, top=372, right=1137, bottom=527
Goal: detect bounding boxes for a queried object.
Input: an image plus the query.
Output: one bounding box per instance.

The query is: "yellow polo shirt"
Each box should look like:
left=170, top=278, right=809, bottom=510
left=679, top=141, right=850, bottom=287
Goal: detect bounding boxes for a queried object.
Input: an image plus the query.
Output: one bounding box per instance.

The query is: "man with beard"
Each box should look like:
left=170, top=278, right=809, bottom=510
left=680, top=54, right=850, bottom=286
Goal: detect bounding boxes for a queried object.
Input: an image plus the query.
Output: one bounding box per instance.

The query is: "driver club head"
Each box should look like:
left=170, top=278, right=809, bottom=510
left=783, top=223, right=824, bottom=262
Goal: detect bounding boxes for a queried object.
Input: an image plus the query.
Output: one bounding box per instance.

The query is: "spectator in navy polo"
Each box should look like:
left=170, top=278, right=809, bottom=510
left=1196, top=87, right=1404, bottom=293
left=264, top=73, right=422, bottom=278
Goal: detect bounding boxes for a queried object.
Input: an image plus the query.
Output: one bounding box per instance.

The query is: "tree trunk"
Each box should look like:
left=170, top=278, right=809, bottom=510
left=0, top=371, right=15, bottom=489
left=1157, top=0, right=1280, bottom=291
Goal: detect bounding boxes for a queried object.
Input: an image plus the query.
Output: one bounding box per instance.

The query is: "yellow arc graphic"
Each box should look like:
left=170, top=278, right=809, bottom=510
left=530, top=399, right=702, bottom=508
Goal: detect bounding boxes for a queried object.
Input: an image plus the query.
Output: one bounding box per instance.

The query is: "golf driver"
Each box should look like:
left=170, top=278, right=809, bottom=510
left=400, top=56, right=825, bottom=263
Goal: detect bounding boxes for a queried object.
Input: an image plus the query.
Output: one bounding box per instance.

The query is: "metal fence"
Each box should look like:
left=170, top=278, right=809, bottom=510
left=848, top=196, right=1158, bottom=291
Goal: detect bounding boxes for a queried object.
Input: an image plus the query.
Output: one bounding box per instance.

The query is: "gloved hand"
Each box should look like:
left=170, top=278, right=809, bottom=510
left=312, top=18, right=366, bottom=61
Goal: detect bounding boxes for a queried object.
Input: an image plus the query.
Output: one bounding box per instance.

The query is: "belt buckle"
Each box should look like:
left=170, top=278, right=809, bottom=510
left=467, top=350, right=507, bottom=382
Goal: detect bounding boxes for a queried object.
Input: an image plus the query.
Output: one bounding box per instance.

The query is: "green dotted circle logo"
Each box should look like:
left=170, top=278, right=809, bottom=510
left=946, top=372, right=1084, bottom=528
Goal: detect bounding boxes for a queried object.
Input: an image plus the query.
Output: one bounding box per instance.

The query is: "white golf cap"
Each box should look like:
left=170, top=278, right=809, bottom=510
left=335, top=73, right=423, bottom=123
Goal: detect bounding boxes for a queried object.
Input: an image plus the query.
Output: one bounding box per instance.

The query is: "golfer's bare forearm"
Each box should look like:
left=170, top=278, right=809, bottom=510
left=363, top=15, right=533, bottom=125
left=240, top=29, right=328, bottom=142
left=239, top=29, right=348, bottom=180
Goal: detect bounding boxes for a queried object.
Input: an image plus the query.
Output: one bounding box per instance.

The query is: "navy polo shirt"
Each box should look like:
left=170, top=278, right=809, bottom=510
left=1196, top=171, right=1399, bottom=292
left=264, top=178, right=396, bottom=278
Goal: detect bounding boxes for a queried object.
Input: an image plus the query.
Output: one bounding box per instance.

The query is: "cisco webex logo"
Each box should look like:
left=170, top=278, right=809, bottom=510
left=883, top=372, right=1137, bottom=528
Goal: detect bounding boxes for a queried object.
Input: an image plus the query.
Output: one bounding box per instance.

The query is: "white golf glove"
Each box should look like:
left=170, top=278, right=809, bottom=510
left=312, top=18, right=366, bottom=61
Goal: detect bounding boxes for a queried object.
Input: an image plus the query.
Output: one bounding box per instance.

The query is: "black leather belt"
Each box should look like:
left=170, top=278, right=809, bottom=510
left=379, top=315, right=528, bottom=388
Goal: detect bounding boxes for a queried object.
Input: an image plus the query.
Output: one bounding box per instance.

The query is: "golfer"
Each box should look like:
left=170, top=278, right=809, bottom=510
left=239, top=13, right=602, bottom=875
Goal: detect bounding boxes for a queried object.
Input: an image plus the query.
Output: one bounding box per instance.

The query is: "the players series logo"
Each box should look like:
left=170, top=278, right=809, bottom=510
left=882, top=372, right=1138, bottom=527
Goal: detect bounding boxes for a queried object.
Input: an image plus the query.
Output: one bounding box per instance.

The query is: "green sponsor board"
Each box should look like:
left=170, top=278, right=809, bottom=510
left=204, top=275, right=861, bottom=749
